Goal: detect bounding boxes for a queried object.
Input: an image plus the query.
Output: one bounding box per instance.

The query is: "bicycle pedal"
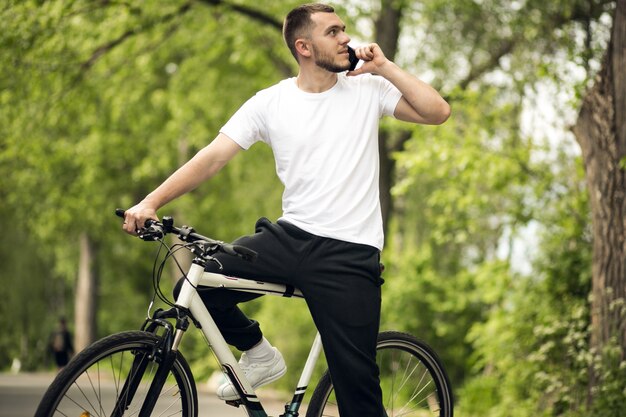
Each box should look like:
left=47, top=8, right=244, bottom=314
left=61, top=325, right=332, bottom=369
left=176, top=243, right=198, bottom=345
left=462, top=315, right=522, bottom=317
left=225, top=399, right=243, bottom=408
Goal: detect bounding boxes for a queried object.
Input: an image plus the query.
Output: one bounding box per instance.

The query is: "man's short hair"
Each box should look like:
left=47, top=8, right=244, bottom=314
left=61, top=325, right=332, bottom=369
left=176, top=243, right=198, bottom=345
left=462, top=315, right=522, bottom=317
left=283, top=3, right=335, bottom=62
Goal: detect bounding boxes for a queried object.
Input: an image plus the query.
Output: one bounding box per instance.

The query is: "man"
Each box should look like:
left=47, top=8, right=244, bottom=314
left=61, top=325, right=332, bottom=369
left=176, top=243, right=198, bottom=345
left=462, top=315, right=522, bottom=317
left=123, top=3, right=449, bottom=416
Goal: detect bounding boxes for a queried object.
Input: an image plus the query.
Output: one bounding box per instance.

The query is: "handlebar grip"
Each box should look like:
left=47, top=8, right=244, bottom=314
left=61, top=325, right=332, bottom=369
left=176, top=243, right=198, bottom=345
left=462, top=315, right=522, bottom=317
left=115, top=209, right=156, bottom=228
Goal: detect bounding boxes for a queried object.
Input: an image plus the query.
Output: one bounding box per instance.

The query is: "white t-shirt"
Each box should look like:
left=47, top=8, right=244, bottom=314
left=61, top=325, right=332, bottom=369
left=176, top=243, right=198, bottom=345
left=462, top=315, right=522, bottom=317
left=220, top=73, right=402, bottom=250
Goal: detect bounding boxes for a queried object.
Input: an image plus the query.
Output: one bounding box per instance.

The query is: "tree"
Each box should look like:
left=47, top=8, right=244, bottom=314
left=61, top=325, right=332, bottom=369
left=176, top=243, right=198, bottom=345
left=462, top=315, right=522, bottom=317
left=383, top=0, right=621, bottom=412
left=0, top=0, right=287, bottom=354
left=573, top=0, right=626, bottom=396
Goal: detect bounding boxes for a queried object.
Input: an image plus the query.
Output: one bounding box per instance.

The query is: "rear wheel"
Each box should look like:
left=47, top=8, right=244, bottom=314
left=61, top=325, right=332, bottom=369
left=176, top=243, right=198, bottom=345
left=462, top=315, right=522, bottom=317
left=35, top=330, right=198, bottom=417
left=306, top=331, right=453, bottom=417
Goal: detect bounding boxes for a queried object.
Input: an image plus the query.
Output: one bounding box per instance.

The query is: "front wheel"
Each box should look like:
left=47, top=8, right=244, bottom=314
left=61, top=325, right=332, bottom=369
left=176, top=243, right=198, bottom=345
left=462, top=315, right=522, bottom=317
left=35, top=330, right=198, bottom=417
left=306, top=331, right=453, bottom=417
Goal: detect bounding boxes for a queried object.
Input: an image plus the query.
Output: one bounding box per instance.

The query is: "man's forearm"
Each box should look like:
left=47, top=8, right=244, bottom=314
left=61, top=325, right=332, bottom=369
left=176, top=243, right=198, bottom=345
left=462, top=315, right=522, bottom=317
left=140, top=133, right=241, bottom=211
left=380, top=61, right=450, bottom=124
left=141, top=154, right=217, bottom=210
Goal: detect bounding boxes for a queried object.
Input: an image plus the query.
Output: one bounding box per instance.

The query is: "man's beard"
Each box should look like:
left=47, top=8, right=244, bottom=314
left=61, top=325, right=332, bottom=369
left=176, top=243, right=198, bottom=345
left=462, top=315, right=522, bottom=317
left=312, top=44, right=351, bottom=73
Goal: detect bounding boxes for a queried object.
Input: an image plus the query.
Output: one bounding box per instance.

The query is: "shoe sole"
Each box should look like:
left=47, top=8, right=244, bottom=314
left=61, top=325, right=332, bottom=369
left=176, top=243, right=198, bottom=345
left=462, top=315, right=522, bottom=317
left=217, top=366, right=288, bottom=401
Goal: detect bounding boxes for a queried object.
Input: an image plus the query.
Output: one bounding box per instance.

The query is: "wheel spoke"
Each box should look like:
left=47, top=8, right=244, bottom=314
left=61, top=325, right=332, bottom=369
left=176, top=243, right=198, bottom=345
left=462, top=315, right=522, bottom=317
left=62, top=381, right=99, bottom=417
left=72, top=374, right=102, bottom=417
left=97, top=361, right=105, bottom=416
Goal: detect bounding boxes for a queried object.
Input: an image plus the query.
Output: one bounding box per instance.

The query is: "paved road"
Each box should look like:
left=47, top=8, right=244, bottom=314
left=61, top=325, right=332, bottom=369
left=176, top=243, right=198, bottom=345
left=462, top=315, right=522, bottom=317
left=0, top=373, right=291, bottom=416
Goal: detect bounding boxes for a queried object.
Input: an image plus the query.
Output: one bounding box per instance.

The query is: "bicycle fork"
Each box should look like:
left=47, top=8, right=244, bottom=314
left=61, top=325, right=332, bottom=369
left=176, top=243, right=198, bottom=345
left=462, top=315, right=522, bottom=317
left=110, top=312, right=190, bottom=417
left=139, top=317, right=189, bottom=417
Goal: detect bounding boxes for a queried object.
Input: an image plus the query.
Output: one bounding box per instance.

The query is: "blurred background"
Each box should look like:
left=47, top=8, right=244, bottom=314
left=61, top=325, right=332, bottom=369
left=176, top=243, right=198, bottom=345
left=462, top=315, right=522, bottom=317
left=1, top=1, right=624, bottom=416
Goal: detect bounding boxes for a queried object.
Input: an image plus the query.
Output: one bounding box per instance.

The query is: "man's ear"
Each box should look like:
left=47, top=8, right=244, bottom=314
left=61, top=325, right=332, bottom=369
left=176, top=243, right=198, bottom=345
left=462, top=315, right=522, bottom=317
left=295, top=39, right=311, bottom=58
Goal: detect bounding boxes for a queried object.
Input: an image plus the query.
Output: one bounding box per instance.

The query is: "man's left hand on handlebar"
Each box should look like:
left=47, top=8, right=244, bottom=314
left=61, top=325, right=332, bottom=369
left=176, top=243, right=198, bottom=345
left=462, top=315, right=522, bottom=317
left=122, top=203, right=159, bottom=236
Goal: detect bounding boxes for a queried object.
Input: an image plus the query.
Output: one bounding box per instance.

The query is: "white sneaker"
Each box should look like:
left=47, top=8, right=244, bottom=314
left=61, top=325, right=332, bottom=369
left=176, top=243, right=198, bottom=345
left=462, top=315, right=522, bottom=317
left=217, top=347, right=287, bottom=401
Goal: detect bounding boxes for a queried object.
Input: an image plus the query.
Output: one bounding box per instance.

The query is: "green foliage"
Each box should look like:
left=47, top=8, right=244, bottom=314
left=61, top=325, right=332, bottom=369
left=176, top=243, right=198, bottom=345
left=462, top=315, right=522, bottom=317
left=392, top=84, right=534, bottom=251
left=589, top=338, right=626, bottom=417
left=461, top=299, right=592, bottom=417
left=381, top=81, right=539, bottom=386
left=457, top=151, right=594, bottom=416
left=0, top=206, right=62, bottom=371
left=0, top=0, right=287, bottom=368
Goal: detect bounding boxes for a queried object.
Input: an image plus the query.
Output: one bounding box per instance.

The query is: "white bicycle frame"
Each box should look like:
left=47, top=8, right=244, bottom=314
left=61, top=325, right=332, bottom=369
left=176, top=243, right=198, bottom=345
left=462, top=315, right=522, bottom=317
left=173, top=261, right=323, bottom=416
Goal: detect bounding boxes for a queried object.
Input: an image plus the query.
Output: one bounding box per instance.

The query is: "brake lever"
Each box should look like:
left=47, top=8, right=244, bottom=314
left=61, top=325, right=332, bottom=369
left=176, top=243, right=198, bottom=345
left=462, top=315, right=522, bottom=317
left=138, top=221, right=164, bottom=241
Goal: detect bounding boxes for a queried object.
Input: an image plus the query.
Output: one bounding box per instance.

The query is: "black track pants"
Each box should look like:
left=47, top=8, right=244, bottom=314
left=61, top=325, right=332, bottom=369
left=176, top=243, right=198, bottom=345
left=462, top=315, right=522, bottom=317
left=175, top=218, right=386, bottom=417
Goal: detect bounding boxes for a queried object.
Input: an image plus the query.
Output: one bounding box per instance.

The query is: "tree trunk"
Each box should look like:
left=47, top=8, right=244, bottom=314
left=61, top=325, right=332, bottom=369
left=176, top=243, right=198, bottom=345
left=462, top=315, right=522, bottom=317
left=573, top=0, right=626, bottom=373
left=74, top=233, right=99, bottom=352
left=375, top=0, right=407, bottom=237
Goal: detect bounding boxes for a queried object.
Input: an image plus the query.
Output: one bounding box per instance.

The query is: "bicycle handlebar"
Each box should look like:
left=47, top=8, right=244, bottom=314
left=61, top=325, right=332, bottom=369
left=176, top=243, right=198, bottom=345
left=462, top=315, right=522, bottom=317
left=115, top=209, right=258, bottom=262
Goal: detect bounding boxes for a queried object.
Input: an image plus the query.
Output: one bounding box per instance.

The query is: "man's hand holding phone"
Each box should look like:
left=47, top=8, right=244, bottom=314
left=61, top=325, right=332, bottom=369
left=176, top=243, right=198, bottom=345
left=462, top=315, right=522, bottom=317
left=347, top=43, right=391, bottom=77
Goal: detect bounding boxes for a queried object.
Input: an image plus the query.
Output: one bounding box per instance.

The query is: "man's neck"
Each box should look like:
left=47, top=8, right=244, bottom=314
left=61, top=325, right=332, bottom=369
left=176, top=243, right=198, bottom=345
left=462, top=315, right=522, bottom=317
left=296, top=68, right=338, bottom=93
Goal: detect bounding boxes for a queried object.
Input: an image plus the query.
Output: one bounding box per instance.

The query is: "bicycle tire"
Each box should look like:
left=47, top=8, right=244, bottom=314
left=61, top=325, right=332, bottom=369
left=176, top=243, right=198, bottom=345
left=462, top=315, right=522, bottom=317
left=306, top=331, right=453, bottom=417
left=35, top=330, right=198, bottom=417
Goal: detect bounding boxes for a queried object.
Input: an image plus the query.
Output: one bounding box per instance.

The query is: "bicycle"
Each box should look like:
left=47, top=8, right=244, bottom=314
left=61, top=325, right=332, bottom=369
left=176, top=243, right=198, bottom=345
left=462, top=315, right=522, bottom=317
left=35, top=210, right=453, bottom=417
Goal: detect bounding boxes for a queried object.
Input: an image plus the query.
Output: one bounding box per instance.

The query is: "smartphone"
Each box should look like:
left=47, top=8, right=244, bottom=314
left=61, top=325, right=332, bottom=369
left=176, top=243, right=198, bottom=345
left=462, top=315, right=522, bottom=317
left=347, top=46, right=359, bottom=71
